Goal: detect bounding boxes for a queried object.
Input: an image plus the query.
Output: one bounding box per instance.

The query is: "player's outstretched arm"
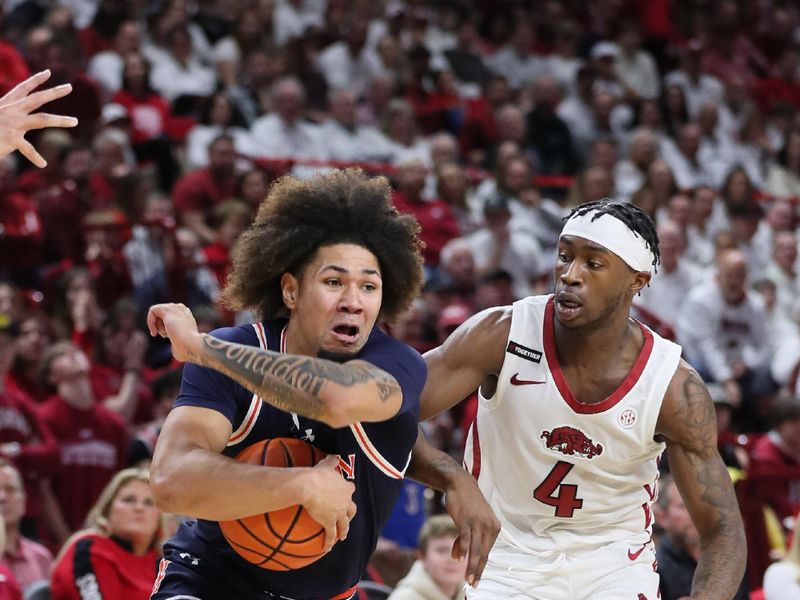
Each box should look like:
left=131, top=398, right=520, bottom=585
left=147, top=303, right=402, bottom=427
left=656, top=362, right=747, bottom=600
left=151, top=405, right=356, bottom=551
left=420, top=306, right=510, bottom=420
left=407, top=427, right=500, bottom=588
left=0, top=70, right=78, bottom=167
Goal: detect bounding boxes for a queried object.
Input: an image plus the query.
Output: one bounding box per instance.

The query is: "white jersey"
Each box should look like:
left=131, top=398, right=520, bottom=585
left=464, top=295, right=682, bottom=553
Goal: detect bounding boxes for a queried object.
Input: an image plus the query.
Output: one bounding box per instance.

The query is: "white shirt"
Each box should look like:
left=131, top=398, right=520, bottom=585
left=185, top=125, right=257, bottom=170
left=273, top=0, right=325, bottom=46
left=249, top=114, right=326, bottom=161
left=676, top=282, right=772, bottom=381
left=150, top=55, right=217, bottom=101
left=664, top=70, right=725, bottom=119
left=614, top=159, right=647, bottom=203
left=615, top=49, right=660, bottom=99
left=87, top=51, right=124, bottom=95
left=636, top=260, right=704, bottom=328
left=316, top=120, right=398, bottom=163
left=661, top=143, right=720, bottom=190
left=763, top=561, right=800, bottom=600
left=466, top=228, right=543, bottom=299
left=487, top=46, right=549, bottom=90
left=317, top=42, right=382, bottom=98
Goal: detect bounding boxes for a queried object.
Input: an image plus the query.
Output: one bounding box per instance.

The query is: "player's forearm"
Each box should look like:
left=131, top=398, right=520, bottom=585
left=407, top=428, right=469, bottom=492
left=691, top=513, right=747, bottom=599
left=188, top=333, right=398, bottom=427
left=151, top=446, right=316, bottom=520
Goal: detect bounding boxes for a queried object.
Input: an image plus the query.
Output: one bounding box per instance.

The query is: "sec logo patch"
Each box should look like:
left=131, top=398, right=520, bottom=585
left=618, top=409, right=637, bottom=428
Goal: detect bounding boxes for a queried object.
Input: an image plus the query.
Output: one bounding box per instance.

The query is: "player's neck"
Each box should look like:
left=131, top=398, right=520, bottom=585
left=283, top=320, right=316, bottom=357
left=554, top=307, right=636, bottom=368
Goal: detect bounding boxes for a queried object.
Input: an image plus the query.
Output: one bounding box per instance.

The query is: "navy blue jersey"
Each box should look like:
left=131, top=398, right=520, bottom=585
left=162, top=318, right=425, bottom=600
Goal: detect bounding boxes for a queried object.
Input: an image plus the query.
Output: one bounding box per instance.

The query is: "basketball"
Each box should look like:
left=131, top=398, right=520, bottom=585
left=219, top=438, right=328, bottom=570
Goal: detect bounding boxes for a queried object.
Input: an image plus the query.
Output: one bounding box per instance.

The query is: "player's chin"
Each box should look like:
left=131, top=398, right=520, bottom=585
left=317, top=345, right=362, bottom=363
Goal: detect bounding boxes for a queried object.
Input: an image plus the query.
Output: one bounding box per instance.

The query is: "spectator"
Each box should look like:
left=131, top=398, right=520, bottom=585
left=676, top=249, right=775, bottom=422
left=318, top=16, right=380, bottom=98
left=636, top=219, right=702, bottom=335
left=686, top=185, right=729, bottom=268
left=765, top=129, right=800, bottom=201
left=486, top=21, right=546, bottom=91
left=234, top=167, right=270, bottom=211
left=49, top=267, right=104, bottom=354
left=615, top=128, right=658, bottom=202
left=765, top=231, right=800, bottom=326
left=544, top=21, right=582, bottom=95
left=762, top=508, right=800, bottom=599
left=6, top=315, right=53, bottom=405
left=465, top=196, right=542, bottom=299
left=435, top=162, right=480, bottom=235
left=0, top=157, right=43, bottom=286
left=614, top=19, right=660, bottom=100
left=664, top=40, right=725, bottom=118
left=111, top=53, right=178, bottom=192
left=662, top=122, right=718, bottom=190
left=201, top=199, right=252, bottom=292
left=387, top=514, right=467, bottom=600
left=0, top=461, right=52, bottom=592
left=435, top=238, right=476, bottom=310
left=525, top=76, right=577, bottom=175
left=729, top=201, right=769, bottom=279
left=37, top=341, right=128, bottom=543
left=129, top=367, right=183, bottom=468
left=392, top=159, right=460, bottom=268
left=210, top=6, right=271, bottom=89
left=226, top=47, right=283, bottom=127
left=149, top=25, right=216, bottom=103
left=87, top=20, right=143, bottom=96
left=172, top=134, right=238, bottom=245
left=474, top=268, right=514, bottom=312
left=317, top=88, right=397, bottom=164
left=185, top=92, right=254, bottom=170
left=443, top=14, right=491, bottom=89
left=50, top=468, right=162, bottom=600
left=249, top=76, right=326, bottom=162
left=750, top=396, right=800, bottom=528
left=654, top=474, right=749, bottom=600
left=384, top=98, right=432, bottom=166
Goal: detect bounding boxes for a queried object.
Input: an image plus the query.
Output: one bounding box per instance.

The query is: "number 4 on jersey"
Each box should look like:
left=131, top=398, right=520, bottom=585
left=533, top=461, right=583, bottom=517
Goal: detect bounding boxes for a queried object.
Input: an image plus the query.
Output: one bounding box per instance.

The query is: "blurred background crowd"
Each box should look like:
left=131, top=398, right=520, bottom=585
left=1, top=0, right=800, bottom=598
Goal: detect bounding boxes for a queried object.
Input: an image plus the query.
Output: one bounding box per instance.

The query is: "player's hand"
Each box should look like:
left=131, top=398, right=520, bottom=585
left=444, top=469, right=500, bottom=587
left=0, top=70, right=78, bottom=167
left=147, top=303, right=203, bottom=362
left=304, top=455, right=357, bottom=552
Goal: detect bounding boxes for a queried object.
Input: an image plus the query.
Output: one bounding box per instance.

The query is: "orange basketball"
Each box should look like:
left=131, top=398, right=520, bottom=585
left=219, top=438, right=328, bottom=570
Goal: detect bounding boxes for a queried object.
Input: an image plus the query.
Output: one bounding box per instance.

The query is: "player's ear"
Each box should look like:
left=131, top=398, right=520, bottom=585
left=281, top=273, right=299, bottom=309
left=631, top=270, right=651, bottom=295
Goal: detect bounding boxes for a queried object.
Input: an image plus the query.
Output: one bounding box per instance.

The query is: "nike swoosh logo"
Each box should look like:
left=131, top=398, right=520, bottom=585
left=510, top=373, right=546, bottom=386
left=627, top=547, right=645, bottom=561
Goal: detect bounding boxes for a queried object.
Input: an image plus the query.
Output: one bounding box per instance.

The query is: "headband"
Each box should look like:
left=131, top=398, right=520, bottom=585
left=560, top=210, right=654, bottom=272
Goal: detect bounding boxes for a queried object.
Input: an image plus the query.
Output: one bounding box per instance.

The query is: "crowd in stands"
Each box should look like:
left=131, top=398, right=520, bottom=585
left=1, top=0, right=800, bottom=597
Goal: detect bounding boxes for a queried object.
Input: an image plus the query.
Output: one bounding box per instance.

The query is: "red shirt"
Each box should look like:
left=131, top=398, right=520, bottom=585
left=0, top=191, right=43, bottom=271
left=89, top=363, right=154, bottom=424
left=0, top=563, right=22, bottom=600
left=0, top=387, right=59, bottom=478
left=391, top=191, right=461, bottom=266
left=51, top=534, right=159, bottom=600
left=751, top=432, right=800, bottom=524
left=3, top=537, right=52, bottom=591
left=37, top=397, right=127, bottom=532
left=0, top=42, right=30, bottom=96
left=112, top=90, right=172, bottom=144
left=172, top=168, right=237, bottom=217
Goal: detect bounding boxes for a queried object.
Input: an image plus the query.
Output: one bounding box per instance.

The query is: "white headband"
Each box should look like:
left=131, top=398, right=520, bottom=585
left=561, top=210, right=654, bottom=272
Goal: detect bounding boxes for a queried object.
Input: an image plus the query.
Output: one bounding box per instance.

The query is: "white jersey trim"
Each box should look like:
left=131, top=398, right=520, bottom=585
left=226, top=322, right=271, bottom=446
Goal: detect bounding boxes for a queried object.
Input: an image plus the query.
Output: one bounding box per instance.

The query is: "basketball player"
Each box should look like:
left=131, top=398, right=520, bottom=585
left=411, top=199, right=746, bottom=599
left=147, top=169, right=429, bottom=600
left=0, top=70, right=77, bottom=167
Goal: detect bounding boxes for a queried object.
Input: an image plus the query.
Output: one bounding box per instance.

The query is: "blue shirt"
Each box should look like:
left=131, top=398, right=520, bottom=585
left=164, top=318, right=425, bottom=599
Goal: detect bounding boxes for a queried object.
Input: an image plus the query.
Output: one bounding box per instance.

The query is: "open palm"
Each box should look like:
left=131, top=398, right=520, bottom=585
left=0, top=70, right=78, bottom=167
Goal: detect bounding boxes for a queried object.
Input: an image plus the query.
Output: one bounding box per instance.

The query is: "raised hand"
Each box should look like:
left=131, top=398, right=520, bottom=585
left=0, top=70, right=78, bottom=167
left=147, top=303, right=203, bottom=363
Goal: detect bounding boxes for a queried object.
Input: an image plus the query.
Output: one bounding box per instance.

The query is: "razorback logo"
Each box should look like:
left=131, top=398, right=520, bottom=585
left=541, top=426, right=603, bottom=459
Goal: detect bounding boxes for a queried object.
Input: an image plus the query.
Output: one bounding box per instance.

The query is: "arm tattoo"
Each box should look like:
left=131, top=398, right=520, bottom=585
left=672, top=371, right=746, bottom=597
left=189, top=335, right=399, bottom=420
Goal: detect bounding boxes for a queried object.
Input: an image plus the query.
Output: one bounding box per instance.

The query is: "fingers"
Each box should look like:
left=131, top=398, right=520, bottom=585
left=453, top=526, right=470, bottom=560
left=322, top=522, right=337, bottom=553
left=0, top=70, right=51, bottom=105
left=466, top=526, right=485, bottom=587
left=335, top=513, right=350, bottom=542
left=16, top=138, right=46, bottom=168
left=15, top=83, right=73, bottom=114
left=25, top=112, right=79, bottom=131
left=146, top=305, right=168, bottom=337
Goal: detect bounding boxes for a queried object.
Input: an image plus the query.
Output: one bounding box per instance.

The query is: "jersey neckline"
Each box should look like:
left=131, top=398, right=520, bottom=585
left=543, top=296, right=654, bottom=414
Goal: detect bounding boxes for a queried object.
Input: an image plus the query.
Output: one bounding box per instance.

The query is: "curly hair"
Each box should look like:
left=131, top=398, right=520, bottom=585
left=222, top=169, right=424, bottom=321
